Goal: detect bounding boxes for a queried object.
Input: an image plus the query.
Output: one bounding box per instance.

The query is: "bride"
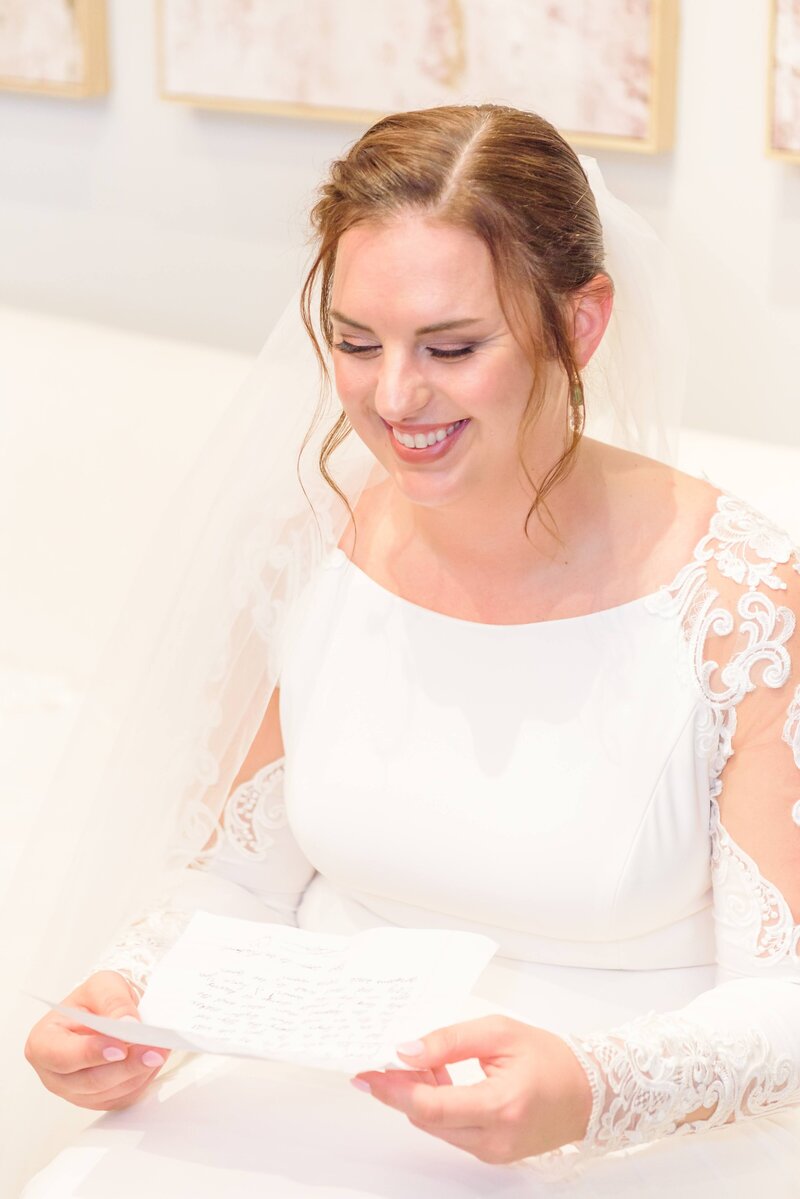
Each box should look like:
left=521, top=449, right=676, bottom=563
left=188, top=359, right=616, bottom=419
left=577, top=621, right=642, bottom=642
left=21, top=104, right=800, bottom=1195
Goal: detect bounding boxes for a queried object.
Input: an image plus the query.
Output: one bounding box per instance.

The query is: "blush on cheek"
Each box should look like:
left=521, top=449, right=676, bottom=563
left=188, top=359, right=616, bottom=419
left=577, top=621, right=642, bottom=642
left=332, top=361, right=371, bottom=405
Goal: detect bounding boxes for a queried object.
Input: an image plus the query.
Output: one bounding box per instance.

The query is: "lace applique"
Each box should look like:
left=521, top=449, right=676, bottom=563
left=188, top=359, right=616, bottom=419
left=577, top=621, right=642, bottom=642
left=710, top=795, right=800, bottom=967
left=645, top=495, right=800, bottom=959
left=782, top=684, right=800, bottom=769
left=644, top=494, right=798, bottom=798
left=700, top=497, right=800, bottom=589
left=214, top=758, right=288, bottom=861
left=560, top=493, right=800, bottom=1159
left=91, top=903, right=193, bottom=999
left=564, top=1013, right=800, bottom=1155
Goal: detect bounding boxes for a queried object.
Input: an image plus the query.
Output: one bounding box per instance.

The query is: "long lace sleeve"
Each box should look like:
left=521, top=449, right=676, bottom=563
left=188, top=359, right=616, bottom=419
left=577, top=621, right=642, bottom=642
left=93, top=751, right=317, bottom=998
left=562, top=493, right=800, bottom=1154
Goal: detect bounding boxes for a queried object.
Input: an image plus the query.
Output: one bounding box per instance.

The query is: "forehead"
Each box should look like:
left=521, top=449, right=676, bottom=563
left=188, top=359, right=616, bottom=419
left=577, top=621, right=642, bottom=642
left=331, top=215, right=501, bottom=322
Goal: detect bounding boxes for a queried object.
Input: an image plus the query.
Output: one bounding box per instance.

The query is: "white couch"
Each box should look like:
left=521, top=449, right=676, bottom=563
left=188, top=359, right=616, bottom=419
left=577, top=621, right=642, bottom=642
left=2, top=304, right=797, bottom=1195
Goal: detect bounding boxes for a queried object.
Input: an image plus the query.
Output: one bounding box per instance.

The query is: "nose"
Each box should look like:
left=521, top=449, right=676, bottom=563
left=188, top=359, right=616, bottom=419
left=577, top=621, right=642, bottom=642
left=373, top=347, right=433, bottom=425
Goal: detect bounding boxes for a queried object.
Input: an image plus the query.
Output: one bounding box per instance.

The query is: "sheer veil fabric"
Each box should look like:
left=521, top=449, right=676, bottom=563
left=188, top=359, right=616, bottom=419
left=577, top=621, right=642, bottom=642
left=6, top=155, right=687, bottom=1098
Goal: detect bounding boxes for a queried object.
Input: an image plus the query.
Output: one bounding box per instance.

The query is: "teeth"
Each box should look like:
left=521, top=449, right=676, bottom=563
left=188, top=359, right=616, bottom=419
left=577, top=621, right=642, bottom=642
left=393, top=421, right=463, bottom=449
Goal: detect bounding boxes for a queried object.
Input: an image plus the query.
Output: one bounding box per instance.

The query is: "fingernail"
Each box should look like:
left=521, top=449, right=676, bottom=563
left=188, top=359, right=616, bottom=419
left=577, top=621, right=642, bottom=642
left=102, top=1046, right=126, bottom=1062
left=396, top=1039, right=424, bottom=1057
left=142, top=1050, right=165, bottom=1068
left=350, top=1077, right=371, bottom=1093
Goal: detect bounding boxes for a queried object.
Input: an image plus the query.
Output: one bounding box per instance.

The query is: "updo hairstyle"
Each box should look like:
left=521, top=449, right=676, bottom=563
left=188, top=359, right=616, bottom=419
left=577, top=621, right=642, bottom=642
left=300, top=103, right=611, bottom=540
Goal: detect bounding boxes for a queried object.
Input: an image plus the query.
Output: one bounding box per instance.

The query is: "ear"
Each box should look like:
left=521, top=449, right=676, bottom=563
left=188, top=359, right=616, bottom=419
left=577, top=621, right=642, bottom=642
left=569, top=274, right=614, bottom=369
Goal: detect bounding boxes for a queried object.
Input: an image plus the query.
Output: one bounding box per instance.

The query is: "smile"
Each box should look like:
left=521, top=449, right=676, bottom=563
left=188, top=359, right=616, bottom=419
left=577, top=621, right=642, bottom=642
left=391, top=419, right=468, bottom=449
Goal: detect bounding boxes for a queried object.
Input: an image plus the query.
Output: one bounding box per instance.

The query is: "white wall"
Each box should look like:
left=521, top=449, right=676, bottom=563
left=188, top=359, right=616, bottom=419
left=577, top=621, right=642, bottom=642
left=0, top=1, right=797, bottom=439
left=2, top=6, right=799, bottom=1191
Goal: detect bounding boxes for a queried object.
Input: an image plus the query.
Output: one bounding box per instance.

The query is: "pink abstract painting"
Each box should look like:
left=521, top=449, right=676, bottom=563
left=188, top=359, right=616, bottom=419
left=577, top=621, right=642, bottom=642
left=773, top=0, right=800, bottom=156
left=160, top=0, right=668, bottom=147
left=0, top=0, right=83, bottom=84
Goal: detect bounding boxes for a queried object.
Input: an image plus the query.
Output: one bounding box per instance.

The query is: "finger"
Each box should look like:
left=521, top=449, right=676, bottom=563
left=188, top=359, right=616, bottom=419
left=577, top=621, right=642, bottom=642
left=55, top=976, right=140, bottom=1039
left=355, top=1071, right=498, bottom=1130
left=63, top=979, right=139, bottom=1035
left=39, top=1052, right=166, bottom=1098
left=33, top=1022, right=169, bottom=1076
left=31, top=1028, right=132, bottom=1075
left=78, top=1064, right=166, bottom=1108
left=380, top=1065, right=452, bottom=1087
left=395, top=1016, right=517, bottom=1071
left=60, top=1007, right=139, bottom=1038
left=79, top=972, right=140, bottom=1018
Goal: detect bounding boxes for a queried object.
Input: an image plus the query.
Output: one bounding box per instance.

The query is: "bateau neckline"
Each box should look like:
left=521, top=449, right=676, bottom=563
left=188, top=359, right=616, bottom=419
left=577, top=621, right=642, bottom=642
left=329, top=547, right=663, bottom=630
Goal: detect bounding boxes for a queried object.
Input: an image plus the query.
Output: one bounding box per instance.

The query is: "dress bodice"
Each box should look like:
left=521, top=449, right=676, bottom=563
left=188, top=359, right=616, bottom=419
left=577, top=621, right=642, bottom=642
left=278, top=543, right=714, bottom=988
left=81, top=489, right=800, bottom=1189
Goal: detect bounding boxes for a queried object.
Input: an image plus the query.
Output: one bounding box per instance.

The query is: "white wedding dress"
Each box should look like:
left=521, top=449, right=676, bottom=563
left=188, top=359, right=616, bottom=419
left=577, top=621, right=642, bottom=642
left=23, top=489, right=800, bottom=1198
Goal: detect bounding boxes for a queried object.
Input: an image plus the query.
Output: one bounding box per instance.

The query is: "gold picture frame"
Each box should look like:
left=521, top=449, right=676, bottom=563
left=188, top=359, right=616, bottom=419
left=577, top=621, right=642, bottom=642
left=157, top=0, right=680, bottom=155
left=0, top=0, right=109, bottom=99
left=768, top=0, right=800, bottom=163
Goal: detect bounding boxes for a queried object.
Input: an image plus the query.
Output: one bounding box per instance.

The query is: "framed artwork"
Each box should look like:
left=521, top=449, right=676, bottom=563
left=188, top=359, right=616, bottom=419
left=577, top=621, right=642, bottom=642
left=0, top=0, right=108, bottom=98
left=769, top=0, right=800, bottom=162
left=157, top=0, right=680, bottom=154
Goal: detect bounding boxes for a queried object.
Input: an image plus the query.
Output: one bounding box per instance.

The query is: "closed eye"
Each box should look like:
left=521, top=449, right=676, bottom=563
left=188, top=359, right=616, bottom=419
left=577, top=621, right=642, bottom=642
left=334, top=340, right=476, bottom=360
left=334, top=339, right=379, bottom=355
left=429, top=345, right=475, bottom=359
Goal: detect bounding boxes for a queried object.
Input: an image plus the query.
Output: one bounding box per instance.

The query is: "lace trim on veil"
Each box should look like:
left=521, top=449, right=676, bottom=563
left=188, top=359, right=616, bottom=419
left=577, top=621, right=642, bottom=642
left=93, top=759, right=289, bottom=997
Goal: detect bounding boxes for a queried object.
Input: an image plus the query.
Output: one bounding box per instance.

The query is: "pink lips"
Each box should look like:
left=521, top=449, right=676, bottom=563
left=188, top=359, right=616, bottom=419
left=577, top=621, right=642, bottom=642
left=386, top=418, right=470, bottom=463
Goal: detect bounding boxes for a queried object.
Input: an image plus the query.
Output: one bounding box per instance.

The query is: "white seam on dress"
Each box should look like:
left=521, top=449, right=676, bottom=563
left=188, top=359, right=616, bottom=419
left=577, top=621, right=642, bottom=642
left=609, top=700, right=706, bottom=952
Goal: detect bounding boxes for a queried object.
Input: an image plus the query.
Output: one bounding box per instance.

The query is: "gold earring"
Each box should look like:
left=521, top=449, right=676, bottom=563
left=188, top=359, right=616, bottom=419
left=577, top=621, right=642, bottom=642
left=569, top=381, right=585, bottom=437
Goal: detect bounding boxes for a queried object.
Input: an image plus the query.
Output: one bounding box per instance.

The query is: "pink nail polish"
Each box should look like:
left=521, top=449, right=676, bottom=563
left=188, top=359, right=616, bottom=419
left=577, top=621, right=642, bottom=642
left=102, top=1046, right=126, bottom=1062
left=142, top=1050, right=165, bottom=1068
left=350, top=1077, right=371, bottom=1093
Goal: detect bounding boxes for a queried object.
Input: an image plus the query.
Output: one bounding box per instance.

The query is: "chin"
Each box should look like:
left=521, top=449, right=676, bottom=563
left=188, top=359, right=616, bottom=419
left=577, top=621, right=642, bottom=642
left=388, top=467, right=470, bottom=510
left=357, top=423, right=474, bottom=508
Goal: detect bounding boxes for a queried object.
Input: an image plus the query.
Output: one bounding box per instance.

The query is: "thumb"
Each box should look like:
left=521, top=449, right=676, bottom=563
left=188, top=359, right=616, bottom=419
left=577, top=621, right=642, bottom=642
left=81, top=971, right=141, bottom=1021
left=395, top=1015, right=514, bottom=1069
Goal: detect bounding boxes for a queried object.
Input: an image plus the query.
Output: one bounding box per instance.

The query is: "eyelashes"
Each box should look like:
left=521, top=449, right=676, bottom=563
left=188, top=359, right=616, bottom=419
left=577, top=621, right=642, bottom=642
left=333, top=339, right=476, bottom=360
left=427, top=345, right=476, bottom=360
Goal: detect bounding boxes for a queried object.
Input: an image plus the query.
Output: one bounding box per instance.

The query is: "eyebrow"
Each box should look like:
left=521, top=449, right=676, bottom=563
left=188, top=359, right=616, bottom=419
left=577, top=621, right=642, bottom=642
left=330, top=309, right=483, bottom=336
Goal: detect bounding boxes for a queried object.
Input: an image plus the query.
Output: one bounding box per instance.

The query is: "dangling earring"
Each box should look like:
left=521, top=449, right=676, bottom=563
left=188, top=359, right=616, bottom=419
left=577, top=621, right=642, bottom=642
left=569, top=379, right=585, bottom=437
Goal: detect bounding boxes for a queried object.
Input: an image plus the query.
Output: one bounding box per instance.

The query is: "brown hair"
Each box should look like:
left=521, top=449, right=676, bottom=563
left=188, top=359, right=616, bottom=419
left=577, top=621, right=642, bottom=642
left=300, top=103, right=610, bottom=542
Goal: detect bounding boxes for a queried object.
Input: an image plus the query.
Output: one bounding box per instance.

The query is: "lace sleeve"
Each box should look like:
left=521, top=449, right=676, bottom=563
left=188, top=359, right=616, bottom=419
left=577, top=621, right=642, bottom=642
left=92, top=755, right=317, bottom=997
left=560, top=493, right=800, bottom=1155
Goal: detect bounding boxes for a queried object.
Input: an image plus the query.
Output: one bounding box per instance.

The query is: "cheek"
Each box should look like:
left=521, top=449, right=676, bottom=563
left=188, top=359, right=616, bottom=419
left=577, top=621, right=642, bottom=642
left=332, top=358, right=374, bottom=410
left=458, top=358, right=529, bottom=416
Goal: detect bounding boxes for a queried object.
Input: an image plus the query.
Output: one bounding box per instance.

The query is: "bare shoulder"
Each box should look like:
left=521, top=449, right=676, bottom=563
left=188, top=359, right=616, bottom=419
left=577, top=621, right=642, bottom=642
left=591, top=438, right=720, bottom=515
left=586, top=439, right=723, bottom=586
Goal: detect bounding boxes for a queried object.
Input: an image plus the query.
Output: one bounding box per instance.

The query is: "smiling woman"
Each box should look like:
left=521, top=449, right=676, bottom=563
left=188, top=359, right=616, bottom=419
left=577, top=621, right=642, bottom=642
left=20, top=105, right=800, bottom=1197
left=302, top=106, right=615, bottom=550
left=330, top=217, right=552, bottom=496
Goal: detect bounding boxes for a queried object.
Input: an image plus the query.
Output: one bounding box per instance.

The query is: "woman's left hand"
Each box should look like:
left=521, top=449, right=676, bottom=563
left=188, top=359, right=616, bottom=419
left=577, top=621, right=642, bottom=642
left=350, top=1015, right=593, bottom=1165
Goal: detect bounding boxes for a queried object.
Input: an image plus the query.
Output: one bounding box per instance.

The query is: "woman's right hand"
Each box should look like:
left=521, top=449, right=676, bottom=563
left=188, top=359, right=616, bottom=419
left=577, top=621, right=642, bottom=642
left=24, top=970, right=171, bottom=1111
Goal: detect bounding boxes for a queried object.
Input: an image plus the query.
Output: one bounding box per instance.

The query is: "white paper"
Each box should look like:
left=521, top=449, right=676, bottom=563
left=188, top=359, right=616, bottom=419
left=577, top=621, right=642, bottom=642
left=45, top=912, right=498, bottom=1074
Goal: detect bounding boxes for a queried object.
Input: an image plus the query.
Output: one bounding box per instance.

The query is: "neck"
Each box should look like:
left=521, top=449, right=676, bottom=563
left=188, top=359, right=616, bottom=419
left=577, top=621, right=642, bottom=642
left=389, top=435, right=600, bottom=583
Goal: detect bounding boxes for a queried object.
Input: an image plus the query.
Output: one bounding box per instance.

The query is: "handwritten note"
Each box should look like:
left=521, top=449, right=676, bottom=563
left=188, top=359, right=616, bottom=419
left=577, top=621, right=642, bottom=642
left=48, top=912, right=498, bottom=1074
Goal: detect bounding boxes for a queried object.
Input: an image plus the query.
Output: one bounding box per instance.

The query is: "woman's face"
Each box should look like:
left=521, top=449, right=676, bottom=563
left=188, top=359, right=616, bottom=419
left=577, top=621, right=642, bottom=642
left=329, top=214, right=543, bottom=512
